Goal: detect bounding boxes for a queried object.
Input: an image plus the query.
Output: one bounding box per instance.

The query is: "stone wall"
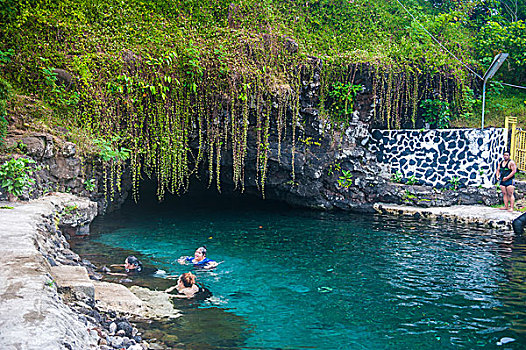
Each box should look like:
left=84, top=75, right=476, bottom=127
left=371, top=128, right=507, bottom=188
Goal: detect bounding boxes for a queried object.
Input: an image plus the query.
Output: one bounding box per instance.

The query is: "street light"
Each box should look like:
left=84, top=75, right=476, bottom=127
left=481, top=53, right=508, bottom=129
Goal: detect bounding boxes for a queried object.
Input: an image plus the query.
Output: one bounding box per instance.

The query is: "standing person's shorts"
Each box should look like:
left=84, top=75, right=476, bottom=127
left=500, top=178, right=515, bottom=187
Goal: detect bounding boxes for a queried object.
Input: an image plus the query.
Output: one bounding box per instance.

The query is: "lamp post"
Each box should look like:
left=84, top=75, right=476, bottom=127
left=481, top=53, right=508, bottom=129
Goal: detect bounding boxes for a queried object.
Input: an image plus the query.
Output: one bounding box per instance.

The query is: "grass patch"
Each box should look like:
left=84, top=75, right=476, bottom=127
left=451, top=87, right=526, bottom=129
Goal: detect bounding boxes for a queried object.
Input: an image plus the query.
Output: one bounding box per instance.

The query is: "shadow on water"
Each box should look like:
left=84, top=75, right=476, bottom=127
left=70, top=181, right=526, bottom=350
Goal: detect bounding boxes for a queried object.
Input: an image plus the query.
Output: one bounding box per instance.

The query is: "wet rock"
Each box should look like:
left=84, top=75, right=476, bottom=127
left=148, top=342, right=165, bottom=350
left=109, top=335, right=124, bottom=348
left=121, top=336, right=133, bottom=348
left=497, top=337, right=515, bottom=346
left=374, top=203, right=520, bottom=229
left=78, top=315, right=88, bottom=325
left=109, top=322, right=117, bottom=334
left=133, top=335, right=142, bottom=343
left=89, top=272, right=103, bottom=281
left=82, top=259, right=96, bottom=268
left=47, top=256, right=58, bottom=266
left=117, top=319, right=133, bottom=338
left=128, top=344, right=143, bottom=350
left=88, top=328, right=99, bottom=339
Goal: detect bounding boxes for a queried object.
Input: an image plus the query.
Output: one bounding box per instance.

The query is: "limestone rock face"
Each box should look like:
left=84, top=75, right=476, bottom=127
left=2, top=63, right=505, bottom=212
left=51, top=265, right=95, bottom=298
left=93, top=281, right=145, bottom=315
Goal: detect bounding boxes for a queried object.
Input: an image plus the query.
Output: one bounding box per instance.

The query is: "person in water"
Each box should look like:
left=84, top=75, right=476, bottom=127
left=165, top=272, right=210, bottom=299
left=496, top=151, right=517, bottom=212
left=177, top=246, right=219, bottom=269
left=108, top=255, right=144, bottom=276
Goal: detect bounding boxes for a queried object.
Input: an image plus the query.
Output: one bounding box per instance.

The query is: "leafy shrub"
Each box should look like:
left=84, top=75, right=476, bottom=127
left=328, top=82, right=363, bottom=122
left=39, top=58, right=79, bottom=107
left=84, top=178, right=96, bottom=192
left=405, top=175, right=418, bottom=185
left=448, top=176, right=461, bottom=190
left=337, top=169, right=353, bottom=188
left=475, top=20, right=526, bottom=85
left=391, top=171, right=403, bottom=183
left=420, top=99, right=451, bottom=129
left=0, top=157, right=36, bottom=198
left=93, top=136, right=131, bottom=162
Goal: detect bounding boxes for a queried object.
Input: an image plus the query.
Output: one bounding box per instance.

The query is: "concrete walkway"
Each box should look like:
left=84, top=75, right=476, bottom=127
left=0, top=194, right=99, bottom=350
left=0, top=194, right=180, bottom=350
left=374, top=203, right=522, bottom=229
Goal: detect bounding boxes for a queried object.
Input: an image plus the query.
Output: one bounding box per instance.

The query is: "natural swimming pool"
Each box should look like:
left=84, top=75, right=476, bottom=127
left=72, top=191, right=526, bottom=349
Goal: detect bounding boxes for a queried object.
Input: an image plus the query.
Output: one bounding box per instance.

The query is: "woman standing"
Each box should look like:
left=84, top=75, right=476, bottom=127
left=496, top=151, right=517, bottom=212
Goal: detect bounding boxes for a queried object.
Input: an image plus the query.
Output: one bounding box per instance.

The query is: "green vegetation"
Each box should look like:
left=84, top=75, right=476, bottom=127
left=83, top=178, right=96, bottom=192
left=420, top=99, right=451, bottom=129
left=337, top=169, right=353, bottom=188
left=448, top=176, right=461, bottom=190
left=64, top=204, right=78, bottom=214
left=0, top=0, right=525, bottom=200
left=0, top=78, right=12, bottom=146
left=406, top=175, right=418, bottom=185
left=391, top=171, right=403, bottom=183
left=402, top=190, right=417, bottom=203
left=0, top=157, right=36, bottom=199
left=327, top=82, right=363, bottom=124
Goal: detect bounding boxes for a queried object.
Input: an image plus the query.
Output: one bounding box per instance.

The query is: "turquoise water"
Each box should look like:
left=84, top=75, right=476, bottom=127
left=76, top=192, right=526, bottom=349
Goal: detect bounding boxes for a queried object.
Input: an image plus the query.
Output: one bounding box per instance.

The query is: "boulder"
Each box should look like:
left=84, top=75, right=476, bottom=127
left=51, top=265, right=95, bottom=299
left=53, top=68, right=73, bottom=88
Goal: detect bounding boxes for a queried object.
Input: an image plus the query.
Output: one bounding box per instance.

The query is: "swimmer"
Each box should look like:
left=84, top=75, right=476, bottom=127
left=165, top=272, right=210, bottom=299
left=177, top=246, right=219, bottom=269
left=108, top=255, right=143, bottom=276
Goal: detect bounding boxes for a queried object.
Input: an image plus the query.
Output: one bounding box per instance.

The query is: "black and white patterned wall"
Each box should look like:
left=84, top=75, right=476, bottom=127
left=370, top=128, right=507, bottom=188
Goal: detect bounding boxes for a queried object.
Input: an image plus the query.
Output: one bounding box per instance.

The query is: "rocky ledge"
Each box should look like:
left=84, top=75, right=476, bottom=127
left=374, top=203, right=521, bottom=229
left=0, top=193, right=177, bottom=350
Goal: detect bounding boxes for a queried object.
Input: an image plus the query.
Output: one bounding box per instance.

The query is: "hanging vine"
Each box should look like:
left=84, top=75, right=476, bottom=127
left=35, top=32, right=474, bottom=203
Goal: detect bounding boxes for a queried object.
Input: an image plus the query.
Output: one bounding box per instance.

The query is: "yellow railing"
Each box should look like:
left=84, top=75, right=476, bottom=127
left=507, top=116, right=526, bottom=170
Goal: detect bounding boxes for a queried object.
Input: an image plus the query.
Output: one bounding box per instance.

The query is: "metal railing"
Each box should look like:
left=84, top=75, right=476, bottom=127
left=506, top=116, right=526, bottom=170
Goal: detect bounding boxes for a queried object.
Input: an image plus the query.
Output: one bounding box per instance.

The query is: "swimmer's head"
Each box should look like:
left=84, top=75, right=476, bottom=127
left=194, top=246, right=207, bottom=261
left=178, top=272, right=196, bottom=288
left=125, top=256, right=142, bottom=272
